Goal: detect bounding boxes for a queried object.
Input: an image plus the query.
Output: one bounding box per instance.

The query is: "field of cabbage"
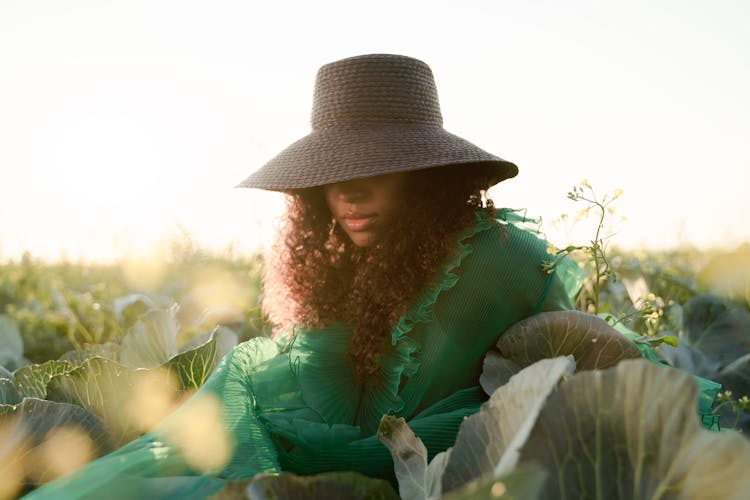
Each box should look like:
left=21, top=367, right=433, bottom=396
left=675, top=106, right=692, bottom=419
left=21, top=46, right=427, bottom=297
left=1, top=242, right=749, bottom=499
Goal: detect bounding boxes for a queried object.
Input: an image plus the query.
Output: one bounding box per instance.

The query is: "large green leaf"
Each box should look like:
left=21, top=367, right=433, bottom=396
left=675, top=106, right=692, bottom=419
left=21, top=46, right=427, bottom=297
left=656, top=337, right=719, bottom=378
left=377, top=357, right=573, bottom=499
left=0, top=370, right=19, bottom=428
left=682, top=295, right=750, bottom=368
left=60, top=342, right=121, bottom=366
left=119, top=307, right=179, bottom=369
left=13, top=360, right=74, bottom=399
left=518, top=359, right=750, bottom=499
left=0, top=398, right=111, bottom=486
left=241, top=471, right=398, bottom=499
left=478, top=351, right=520, bottom=396
left=180, top=326, right=238, bottom=365
left=0, top=377, right=21, bottom=405
left=441, top=357, right=574, bottom=493
left=47, top=328, right=227, bottom=447
left=45, top=357, right=142, bottom=446
left=717, top=352, right=750, bottom=402
left=165, top=327, right=222, bottom=391
left=497, top=311, right=641, bottom=370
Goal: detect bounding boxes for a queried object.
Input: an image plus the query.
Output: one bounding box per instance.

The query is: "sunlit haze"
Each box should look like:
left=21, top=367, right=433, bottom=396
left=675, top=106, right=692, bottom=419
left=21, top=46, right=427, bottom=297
left=1, top=0, right=748, bottom=262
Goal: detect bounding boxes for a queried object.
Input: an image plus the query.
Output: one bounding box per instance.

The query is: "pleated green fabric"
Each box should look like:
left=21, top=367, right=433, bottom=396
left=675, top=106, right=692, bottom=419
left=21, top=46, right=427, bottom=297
left=28, top=209, right=715, bottom=499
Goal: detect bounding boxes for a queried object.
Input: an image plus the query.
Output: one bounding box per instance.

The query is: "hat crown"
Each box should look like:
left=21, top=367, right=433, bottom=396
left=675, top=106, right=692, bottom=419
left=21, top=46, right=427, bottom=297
left=311, top=54, right=443, bottom=129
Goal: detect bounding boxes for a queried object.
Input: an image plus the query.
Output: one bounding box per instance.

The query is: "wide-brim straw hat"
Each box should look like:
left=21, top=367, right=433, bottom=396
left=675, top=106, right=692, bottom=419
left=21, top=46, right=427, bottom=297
left=237, top=54, right=518, bottom=191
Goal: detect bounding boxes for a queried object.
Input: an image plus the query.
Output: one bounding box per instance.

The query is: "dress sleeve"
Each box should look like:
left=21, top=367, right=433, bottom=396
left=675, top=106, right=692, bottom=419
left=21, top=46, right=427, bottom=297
left=488, top=208, right=585, bottom=314
left=24, top=338, right=283, bottom=500
left=535, top=251, right=586, bottom=313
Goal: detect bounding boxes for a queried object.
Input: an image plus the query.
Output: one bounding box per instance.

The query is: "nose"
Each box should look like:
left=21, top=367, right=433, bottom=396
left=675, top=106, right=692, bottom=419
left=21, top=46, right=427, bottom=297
left=331, top=179, right=370, bottom=202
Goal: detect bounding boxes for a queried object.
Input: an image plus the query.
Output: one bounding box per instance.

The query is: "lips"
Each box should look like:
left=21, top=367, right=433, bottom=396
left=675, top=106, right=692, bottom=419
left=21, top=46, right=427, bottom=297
left=341, top=214, right=377, bottom=232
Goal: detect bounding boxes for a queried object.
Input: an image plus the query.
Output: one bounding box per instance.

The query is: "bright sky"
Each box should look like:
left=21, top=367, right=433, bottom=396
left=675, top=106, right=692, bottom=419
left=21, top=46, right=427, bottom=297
left=1, top=0, right=748, bottom=262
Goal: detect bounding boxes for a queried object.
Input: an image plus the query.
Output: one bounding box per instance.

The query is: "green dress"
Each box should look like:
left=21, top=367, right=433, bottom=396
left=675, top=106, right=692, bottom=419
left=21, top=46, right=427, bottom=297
left=23, top=210, right=711, bottom=499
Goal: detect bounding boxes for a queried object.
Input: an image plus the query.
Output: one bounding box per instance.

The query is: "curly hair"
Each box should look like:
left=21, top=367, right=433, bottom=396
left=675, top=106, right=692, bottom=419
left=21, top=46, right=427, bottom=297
left=263, top=165, right=498, bottom=380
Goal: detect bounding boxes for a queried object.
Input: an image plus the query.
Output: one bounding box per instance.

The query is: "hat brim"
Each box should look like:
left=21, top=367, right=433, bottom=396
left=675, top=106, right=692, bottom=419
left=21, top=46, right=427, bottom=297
left=236, top=123, right=518, bottom=191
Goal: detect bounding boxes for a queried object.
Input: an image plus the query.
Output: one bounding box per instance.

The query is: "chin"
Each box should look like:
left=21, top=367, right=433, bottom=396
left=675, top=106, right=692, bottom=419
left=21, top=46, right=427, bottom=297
left=348, top=233, right=377, bottom=247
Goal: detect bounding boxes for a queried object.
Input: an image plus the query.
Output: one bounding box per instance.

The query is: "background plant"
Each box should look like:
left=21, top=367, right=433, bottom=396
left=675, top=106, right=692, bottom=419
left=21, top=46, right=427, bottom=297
left=1, top=198, right=750, bottom=496
left=546, top=181, right=750, bottom=431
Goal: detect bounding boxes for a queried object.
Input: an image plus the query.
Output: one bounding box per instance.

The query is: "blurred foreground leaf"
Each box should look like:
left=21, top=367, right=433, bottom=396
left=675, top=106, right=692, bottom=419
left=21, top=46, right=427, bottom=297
left=443, top=463, right=548, bottom=500
left=45, top=357, right=141, bottom=446
left=166, top=327, right=227, bottom=391
left=442, top=357, right=574, bottom=492
left=377, top=357, right=573, bottom=499
left=0, top=398, right=111, bottom=487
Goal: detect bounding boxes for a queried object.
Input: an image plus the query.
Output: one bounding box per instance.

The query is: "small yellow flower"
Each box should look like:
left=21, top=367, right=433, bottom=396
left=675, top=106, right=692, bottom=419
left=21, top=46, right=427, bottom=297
left=574, top=208, right=590, bottom=222
left=546, top=243, right=557, bottom=256
left=581, top=178, right=591, bottom=189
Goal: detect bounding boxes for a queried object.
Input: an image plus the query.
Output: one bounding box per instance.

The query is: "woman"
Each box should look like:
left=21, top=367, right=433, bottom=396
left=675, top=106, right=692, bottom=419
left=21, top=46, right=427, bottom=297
left=27, top=54, right=582, bottom=498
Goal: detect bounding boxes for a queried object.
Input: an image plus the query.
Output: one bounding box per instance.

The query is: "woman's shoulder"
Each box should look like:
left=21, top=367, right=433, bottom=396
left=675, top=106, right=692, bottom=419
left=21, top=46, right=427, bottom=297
left=466, top=209, right=553, bottom=264
left=459, top=209, right=584, bottom=312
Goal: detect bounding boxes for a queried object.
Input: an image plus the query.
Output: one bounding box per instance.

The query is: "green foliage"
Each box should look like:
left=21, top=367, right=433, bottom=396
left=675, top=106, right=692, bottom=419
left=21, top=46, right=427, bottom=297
left=12, top=360, right=74, bottom=400
left=1, top=198, right=749, bottom=496
left=544, top=181, right=623, bottom=315
left=549, top=182, right=750, bottom=432
left=0, top=250, right=270, bottom=363
left=0, top=283, right=241, bottom=492
left=0, top=377, right=21, bottom=404
left=0, top=315, right=25, bottom=371
left=380, top=357, right=750, bottom=499
left=656, top=294, right=750, bottom=430
left=518, top=359, right=750, bottom=498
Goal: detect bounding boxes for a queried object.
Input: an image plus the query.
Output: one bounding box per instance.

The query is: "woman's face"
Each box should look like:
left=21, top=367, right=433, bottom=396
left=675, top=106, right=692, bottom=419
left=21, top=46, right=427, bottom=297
left=323, top=172, right=409, bottom=247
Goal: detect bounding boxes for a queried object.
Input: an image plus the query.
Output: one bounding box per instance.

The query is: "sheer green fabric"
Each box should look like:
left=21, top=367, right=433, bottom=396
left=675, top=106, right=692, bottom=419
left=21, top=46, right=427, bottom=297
left=25, top=210, right=717, bottom=499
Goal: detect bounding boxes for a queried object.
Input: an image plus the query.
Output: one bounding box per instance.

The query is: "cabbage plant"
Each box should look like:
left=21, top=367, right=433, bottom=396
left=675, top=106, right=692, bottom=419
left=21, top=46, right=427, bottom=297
left=378, top=311, right=750, bottom=499
left=0, top=301, right=238, bottom=494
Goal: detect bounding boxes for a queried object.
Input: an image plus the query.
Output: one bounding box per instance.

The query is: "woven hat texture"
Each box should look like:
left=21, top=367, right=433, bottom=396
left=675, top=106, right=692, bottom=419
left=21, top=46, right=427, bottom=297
left=237, top=54, right=518, bottom=191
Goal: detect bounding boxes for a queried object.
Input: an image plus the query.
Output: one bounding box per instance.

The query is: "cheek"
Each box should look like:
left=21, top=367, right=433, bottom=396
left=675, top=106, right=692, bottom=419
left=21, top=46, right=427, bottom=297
left=382, top=184, right=408, bottom=213
left=383, top=192, right=402, bottom=212
left=323, top=189, right=337, bottom=212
